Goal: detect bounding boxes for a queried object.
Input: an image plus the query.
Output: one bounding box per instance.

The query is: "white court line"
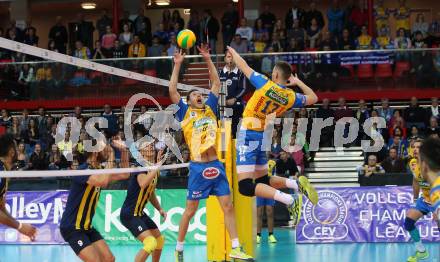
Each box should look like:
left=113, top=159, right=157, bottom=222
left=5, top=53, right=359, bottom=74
left=0, top=37, right=208, bottom=94
left=0, top=163, right=189, bottom=178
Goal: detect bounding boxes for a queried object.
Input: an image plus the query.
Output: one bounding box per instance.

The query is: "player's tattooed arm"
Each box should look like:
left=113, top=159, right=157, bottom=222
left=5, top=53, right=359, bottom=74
left=198, top=44, right=220, bottom=96
left=170, top=49, right=185, bottom=104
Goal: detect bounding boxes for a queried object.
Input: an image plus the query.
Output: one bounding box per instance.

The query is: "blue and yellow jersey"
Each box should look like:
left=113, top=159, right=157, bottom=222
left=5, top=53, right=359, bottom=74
left=357, top=35, right=374, bottom=49
left=409, top=158, right=431, bottom=203
left=243, top=72, right=306, bottom=132
left=121, top=170, right=158, bottom=217
left=60, top=164, right=101, bottom=230
left=176, top=92, right=219, bottom=160
left=268, top=159, right=276, bottom=177
left=0, top=161, right=8, bottom=200
left=395, top=7, right=410, bottom=30
left=430, top=176, right=440, bottom=210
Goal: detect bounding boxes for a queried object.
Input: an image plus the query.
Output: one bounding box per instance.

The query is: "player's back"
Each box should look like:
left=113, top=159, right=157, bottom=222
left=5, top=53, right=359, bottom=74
left=242, top=72, right=306, bottom=132
left=121, top=171, right=158, bottom=217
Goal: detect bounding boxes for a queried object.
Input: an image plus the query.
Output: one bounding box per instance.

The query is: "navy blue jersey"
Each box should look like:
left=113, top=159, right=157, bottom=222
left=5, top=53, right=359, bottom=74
left=0, top=160, right=7, bottom=199
left=121, top=171, right=158, bottom=217
left=60, top=164, right=101, bottom=230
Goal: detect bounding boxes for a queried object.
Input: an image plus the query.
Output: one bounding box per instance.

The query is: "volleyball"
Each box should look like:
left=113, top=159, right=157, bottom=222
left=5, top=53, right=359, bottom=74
left=177, top=29, right=196, bottom=49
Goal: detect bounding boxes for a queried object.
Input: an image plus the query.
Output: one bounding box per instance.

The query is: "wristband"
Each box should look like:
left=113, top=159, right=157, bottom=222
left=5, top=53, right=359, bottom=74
left=17, top=222, right=22, bottom=230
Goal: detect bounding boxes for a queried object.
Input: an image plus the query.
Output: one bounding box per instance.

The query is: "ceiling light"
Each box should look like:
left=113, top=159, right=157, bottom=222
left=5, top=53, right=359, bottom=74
left=232, top=0, right=238, bottom=2
left=81, top=2, right=96, bottom=9
left=156, top=0, right=170, bottom=6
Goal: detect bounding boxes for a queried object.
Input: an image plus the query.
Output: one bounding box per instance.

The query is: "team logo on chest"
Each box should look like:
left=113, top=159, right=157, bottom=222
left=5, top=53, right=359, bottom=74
left=190, top=111, right=197, bottom=118
left=202, top=167, right=220, bottom=179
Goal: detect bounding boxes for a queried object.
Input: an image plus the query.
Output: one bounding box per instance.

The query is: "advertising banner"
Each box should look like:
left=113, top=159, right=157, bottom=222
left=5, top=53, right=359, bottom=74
left=0, top=190, right=206, bottom=245
left=297, top=186, right=440, bottom=243
left=280, top=51, right=393, bottom=66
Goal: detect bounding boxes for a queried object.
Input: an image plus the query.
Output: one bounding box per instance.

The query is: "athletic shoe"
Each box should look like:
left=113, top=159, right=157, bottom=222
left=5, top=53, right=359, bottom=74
left=268, top=234, right=277, bottom=243
left=175, top=250, right=184, bottom=262
left=407, top=250, right=429, bottom=262
left=229, top=246, right=253, bottom=261
left=287, top=194, right=303, bottom=226
left=256, top=235, right=261, bottom=244
left=298, top=176, right=318, bottom=205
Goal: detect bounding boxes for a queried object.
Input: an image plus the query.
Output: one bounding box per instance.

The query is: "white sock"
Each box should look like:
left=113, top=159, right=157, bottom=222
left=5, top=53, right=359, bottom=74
left=231, top=238, right=240, bottom=249
left=176, top=241, right=184, bottom=252
left=286, top=179, right=299, bottom=192
left=415, top=241, right=426, bottom=252
left=274, top=190, right=294, bottom=205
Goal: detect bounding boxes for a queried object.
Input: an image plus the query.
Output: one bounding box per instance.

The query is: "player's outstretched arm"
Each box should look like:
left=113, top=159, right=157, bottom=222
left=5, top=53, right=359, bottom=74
left=0, top=198, right=36, bottom=240
left=412, top=178, right=420, bottom=202
left=198, top=44, right=220, bottom=96
left=226, top=46, right=254, bottom=79
left=287, top=74, right=318, bottom=106
left=150, top=192, right=167, bottom=219
left=170, top=50, right=185, bottom=104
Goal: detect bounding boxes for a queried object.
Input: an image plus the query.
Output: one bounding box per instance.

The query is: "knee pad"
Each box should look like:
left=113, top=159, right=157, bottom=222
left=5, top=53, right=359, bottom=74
left=404, top=217, right=416, bottom=231
left=255, top=175, right=270, bottom=185
left=156, top=235, right=165, bottom=250
left=143, top=236, right=157, bottom=253
left=239, top=178, right=256, bottom=197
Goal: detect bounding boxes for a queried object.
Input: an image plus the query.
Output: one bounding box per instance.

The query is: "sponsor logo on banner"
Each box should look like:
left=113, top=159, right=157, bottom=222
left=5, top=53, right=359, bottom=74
left=302, top=190, right=348, bottom=240
left=202, top=167, right=219, bottom=179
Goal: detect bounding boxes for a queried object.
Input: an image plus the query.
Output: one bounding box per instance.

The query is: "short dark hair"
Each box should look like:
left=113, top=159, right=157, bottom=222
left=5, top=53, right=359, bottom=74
left=419, top=137, right=440, bottom=172
left=186, top=89, right=199, bottom=101
left=274, top=61, right=292, bottom=81
left=0, top=134, right=15, bottom=157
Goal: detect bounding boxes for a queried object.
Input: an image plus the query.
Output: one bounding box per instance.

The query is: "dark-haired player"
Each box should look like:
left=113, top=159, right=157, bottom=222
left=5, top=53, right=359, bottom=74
left=170, top=45, right=252, bottom=261
left=404, top=139, right=433, bottom=262
left=0, top=134, right=37, bottom=240
left=227, top=46, right=319, bottom=221
left=119, top=143, right=166, bottom=262
left=59, top=145, right=117, bottom=262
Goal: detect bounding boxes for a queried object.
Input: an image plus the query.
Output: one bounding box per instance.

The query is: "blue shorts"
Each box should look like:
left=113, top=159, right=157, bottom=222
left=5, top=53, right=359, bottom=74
left=236, top=129, right=268, bottom=173
left=411, top=197, right=436, bottom=215
left=187, top=160, right=231, bottom=200
left=257, top=197, right=275, bottom=207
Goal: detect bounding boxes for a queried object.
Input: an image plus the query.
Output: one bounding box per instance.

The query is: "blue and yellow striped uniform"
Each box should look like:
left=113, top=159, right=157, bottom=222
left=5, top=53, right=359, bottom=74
left=60, top=164, right=101, bottom=231
left=430, top=176, right=440, bottom=211
left=409, top=158, right=436, bottom=215
left=237, top=72, right=306, bottom=172
left=0, top=160, right=8, bottom=200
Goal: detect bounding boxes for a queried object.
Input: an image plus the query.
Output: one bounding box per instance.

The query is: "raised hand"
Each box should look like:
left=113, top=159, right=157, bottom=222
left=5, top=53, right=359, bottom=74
left=173, top=49, right=185, bottom=65
left=287, top=74, right=302, bottom=87
left=197, top=44, right=211, bottom=60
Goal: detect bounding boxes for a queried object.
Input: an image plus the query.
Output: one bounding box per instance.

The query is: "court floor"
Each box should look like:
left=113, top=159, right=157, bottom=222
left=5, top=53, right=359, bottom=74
left=0, top=229, right=438, bottom=262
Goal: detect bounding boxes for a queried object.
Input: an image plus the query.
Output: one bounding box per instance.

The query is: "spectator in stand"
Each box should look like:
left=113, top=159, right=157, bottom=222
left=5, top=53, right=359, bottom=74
left=374, top=0, right=390, bottom=35
left=425, top=117, right=440, bottom=137
left=101, top=26, right=117, bottom=56
left=7, top=28, right=20, bottom=43
left=287, top=19, right=306, bottom=50
left=408, top=125, right=421, bottom=140
left=154, top=23, right=169, bottom=46
left=348, top=0, right=368, bottom=37
left=389, top=126, right=407, bottom=141
left=119, top=23, right=134, bottom=52
left=24, top=27, right=39, bottom=46
left=57, top=130, right=73, bottom=159
left=394, top=28, right=412, bottom=50
left=230, top=34, right=248, bottom=54
left=261, top=47, right=279, bottom=75
left=273, top=19, right=285, bottom=37
left=427, top=12, right=440, bottom=47
left=259, top=4, right=276, bottom=35
left=253, top=19, right=269, bottom=53
left=92, top=40, right=106, bottom=59
left=404, top=97, right=426, bottom=129
left=236, top=18, right=253, bottom=42
left=356, top=25, right=377, bottom=49
left=268, top=32, right=284, bottom=52
left=316, top=98, right=335, bottom=147
left=306, top=18, right=322, bottom=49
left=339, top=28, right=355, bottom=50
left=119, top=11, right=134, bottom=33
left=72, top=40, right=91, bottom=59
left=48, top=40, right=59, bottom=53
left=285, top=1, right=305, bottom=29
left=393, top=0, right=411, bottom=35
left=18, top=64, right=35, bottom=92
left=167, top=34, right=178, bottom=56
left=101, top=104, right=118, bottom=137
left=49, top=16, right=68, bottom=54
left=381, top=147, right=407, bottom=173
left=377, top=98, right=394, bottom=124
left=327, top=0, right=345, bottom=36
left=188, top=10, right=202, bottom=55
left=412, top=13, right=429, bottom=39
left=172, top=10, right=185, bottom=32
left=389, top=109, right=406, bottom=132
left=387, top=134, right=408, bottom=158
left=161, top=9, right=172, bottom=31
left=26, top=118, right=39, bottom=149
left=304, top=1, right=324, bottom=29
left=357, top=154, right=385, bottom=178
left=376, top=26, right=394, bottom=49
left=111, top=40, right=126, bottom=58
left=276, top=151, right=299, bottom=178
left=334, top=97, right=354, bottom=121
left=96, top=9, right=112, bottom=39
left=412, top=31, right=426, bottom=49
left=134, top=8, right=152, bottom=45
left=9, top=117, right=22, bottom=143
left=0, top=109, right=12, bottom=129
left=413, top=43, right=435, bottom=87
left=148, top=36, right=164, bottom=57
left=221, top=3, right=240, bottom=51
left=15, top=142, right=29, bottom=170
left=69, top=13, right=95, bottom=50
left=426, top=97, right=439, bottom=121
left=128, top=35, right=146, bottom=58
left=320, top=31, right=338, bottom=50
left=268, top=128, right=282, bottom=159
left=285, top=38, right=301, bottom=52
left=6, top=19, right=23, bottom=42
left=19, top=109, right=30, bottom=133
left=202, top=9, right=220, bottom=54
left=355, top=99, right=370, bottom=144
left=48, top=143, right=68, bottom=170
left=29, top=143, right=48, bottom=170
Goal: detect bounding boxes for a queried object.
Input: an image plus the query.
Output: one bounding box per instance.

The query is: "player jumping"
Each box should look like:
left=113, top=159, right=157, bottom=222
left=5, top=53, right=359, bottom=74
left=226, top=46, right=319, bottom=221
left=404, top=139, right=439, bottom=262
left=170, top=46, right=253, bottom=261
